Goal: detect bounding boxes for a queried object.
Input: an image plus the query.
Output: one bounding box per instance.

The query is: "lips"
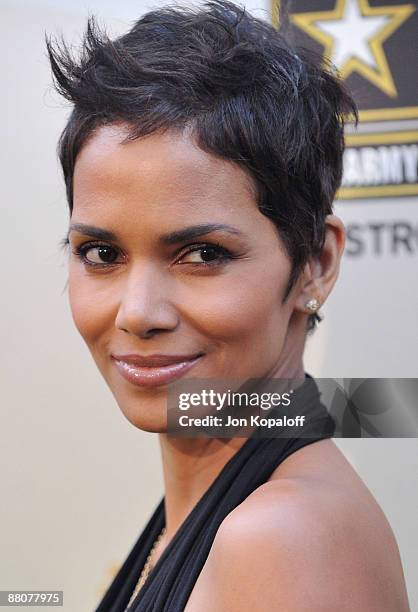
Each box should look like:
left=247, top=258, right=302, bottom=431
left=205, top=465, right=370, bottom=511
left=111, top=352, right=203, bottom=387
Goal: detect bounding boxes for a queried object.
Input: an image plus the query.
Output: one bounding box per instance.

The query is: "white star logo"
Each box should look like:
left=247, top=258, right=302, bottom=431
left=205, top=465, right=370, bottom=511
left=316, top=0, right=388, bottom=70
left=290, top=0, right=415, bottom=98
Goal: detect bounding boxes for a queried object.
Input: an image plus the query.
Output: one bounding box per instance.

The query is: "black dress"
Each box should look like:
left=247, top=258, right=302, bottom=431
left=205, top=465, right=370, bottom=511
left=95, top=374, right=334, bottom=612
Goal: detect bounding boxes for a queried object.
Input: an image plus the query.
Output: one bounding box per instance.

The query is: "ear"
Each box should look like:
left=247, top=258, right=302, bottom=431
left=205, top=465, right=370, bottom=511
left=294, top=214, right=346, bottom=315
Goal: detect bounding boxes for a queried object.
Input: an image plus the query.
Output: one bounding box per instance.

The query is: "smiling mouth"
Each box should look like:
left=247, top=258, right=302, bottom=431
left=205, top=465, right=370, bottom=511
left=111, top=353, right=204, bottom=388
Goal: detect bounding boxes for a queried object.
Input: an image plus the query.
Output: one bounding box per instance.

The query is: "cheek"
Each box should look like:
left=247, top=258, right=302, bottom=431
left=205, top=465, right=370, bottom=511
left=184, top=263, right=291, bottom=343
left=68, top=268, right=115, bottom=347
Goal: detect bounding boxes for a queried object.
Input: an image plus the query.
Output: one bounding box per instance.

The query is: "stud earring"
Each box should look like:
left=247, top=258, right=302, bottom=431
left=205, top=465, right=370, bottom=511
left=305, top=298, right=320, bottom=312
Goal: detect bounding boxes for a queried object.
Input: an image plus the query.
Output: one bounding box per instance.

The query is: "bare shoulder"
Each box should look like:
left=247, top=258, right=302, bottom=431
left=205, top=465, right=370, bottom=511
left=185, top=439, right=410, bottom=612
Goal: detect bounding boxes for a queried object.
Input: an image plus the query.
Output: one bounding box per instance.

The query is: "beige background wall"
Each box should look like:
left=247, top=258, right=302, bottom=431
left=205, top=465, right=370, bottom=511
left=0, top=1, right=417, bottom=610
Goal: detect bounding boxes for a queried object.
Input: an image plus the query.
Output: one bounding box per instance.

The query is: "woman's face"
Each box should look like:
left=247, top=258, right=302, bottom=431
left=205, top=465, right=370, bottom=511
left=68, top=124, right=307, bottom=432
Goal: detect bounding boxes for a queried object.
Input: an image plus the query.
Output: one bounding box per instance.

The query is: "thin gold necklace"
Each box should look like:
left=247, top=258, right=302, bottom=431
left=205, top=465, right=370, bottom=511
left=125, top=526, right=167, bottom=611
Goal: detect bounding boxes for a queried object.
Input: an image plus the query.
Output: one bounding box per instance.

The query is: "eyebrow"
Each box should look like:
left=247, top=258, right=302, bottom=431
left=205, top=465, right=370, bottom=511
left=67, top=223, right=117, bottom=241
left=160, top=223, right=243, bottom=245
left=66, top=222, right=244, bottom=244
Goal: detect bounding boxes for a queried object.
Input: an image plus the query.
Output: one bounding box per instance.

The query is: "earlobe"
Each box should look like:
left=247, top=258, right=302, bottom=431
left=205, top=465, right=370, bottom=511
left=294, top=214, right=345, bottom=315
left=305, top=298, right=320, bottom=313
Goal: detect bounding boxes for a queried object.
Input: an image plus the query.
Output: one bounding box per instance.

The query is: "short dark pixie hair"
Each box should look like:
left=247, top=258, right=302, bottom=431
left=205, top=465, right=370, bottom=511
left=46, top=0, right=357, bottom=332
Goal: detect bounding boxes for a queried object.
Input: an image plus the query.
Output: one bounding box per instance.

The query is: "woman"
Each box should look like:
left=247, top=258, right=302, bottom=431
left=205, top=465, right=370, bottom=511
left=46, top=1, right=410, bottom=610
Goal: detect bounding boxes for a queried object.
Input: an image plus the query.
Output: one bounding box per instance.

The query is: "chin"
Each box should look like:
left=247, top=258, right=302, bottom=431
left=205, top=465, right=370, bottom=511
left=118, top=395, right=168, bottom=433
left=122, top=407, right=168, bottom=433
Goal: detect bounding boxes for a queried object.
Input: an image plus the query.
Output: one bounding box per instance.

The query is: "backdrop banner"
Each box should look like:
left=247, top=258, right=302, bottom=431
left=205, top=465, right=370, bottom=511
left=270, top=0, right=418, bottom=380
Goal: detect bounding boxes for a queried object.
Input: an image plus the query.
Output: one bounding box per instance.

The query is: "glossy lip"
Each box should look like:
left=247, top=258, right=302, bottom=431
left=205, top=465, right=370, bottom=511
left=111, top=353, right=204, bottom=388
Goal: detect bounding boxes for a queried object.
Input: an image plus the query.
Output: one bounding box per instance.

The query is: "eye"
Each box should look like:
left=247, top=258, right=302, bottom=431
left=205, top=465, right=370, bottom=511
left=72, top=242, right=121, bottom=267
left=177, top=244, right=232, bottom=266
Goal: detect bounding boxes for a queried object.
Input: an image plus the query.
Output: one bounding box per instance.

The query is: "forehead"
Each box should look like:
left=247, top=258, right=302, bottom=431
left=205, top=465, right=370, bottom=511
left=72, top=124, right=258, bottom=224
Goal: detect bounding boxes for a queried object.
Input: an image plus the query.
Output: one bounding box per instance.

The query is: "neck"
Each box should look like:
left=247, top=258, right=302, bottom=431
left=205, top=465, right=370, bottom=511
left=157, top=435, right=247, bottom=542
left=158, top=327, right=306, bottom=543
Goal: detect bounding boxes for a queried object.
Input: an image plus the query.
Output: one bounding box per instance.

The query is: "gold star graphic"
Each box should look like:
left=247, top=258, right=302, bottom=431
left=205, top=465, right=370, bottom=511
left=289, top=0, right=415, bottom=98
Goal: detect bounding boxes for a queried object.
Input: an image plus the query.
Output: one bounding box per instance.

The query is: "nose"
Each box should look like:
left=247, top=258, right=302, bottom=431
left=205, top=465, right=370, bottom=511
left=115, top=263, right=179, bottom=339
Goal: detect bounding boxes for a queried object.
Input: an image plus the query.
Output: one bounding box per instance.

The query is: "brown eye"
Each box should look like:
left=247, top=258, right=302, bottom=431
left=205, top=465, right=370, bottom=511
left=73, top=243, right=121, bottom=266
left=180, top=246, right=226, bottom=264
left=84, top=245, right=118, bottom=264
